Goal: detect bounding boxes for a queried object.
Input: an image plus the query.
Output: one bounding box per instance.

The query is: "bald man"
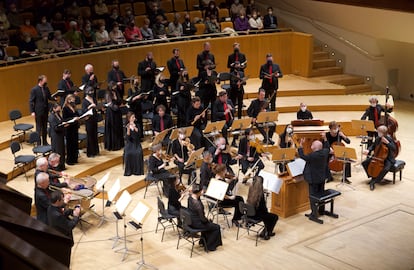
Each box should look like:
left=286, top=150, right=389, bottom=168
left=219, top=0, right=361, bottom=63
left=298, top=134, right=330, bottom=223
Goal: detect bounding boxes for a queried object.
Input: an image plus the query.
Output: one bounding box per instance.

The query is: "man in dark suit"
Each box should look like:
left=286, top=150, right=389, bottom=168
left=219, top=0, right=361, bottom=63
left=81, top=64, right=99, bottom=98
left=227, top=42, right=247, bottom=73
left=196, top=42, right=215, bottom=77
left=263, top=6, right=278, bottom=29
left=57, top=69, right=76, bottom=106
left=152, top=104, right=173, bottom=146
left=298, top=134, right=330, bottom=223
left=29, top=75, right=55, bottom=145
left=137, top=52, right=157, bottom=92
left=212, top=91, right=234, bottom=143
left=167, top=48, right=186, bottom=92
left=34, top=172, right=52, bottom=224
left=259, top=53, right=283, bottom=111
left=200, top=151, right=214, bottom=191
left=107, top=60, right=127, bottom=98
left=362, top=125, right=396, bottom=191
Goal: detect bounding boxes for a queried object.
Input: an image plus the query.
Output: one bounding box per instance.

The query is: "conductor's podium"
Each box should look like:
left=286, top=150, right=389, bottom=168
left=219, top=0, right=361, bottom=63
left=270, top=175, right=310, bottom=218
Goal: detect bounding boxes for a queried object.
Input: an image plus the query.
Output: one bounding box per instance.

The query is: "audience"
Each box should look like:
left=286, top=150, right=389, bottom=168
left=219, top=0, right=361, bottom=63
left=263, top=6, right=278, bottom=29
left=205, top=15, right=220, bottom=34
left=19, top=32, right=39, bottom=57
left=234, top=11, right=250, bottom=32
left=95, top=22, right=110, bottom=46
left=230, top=0, right=245, bottom=20
left=64, top=21, right=83, bottom=50
left=36, top=32, right=55, bottom=55
left=140, top=18, right=154, bottom=40
left=204, top=1, right=219, bottom=20
left=7, top=3, right=23, bottom=29
left=0, top=8, right=11, bottom=30
left=81, top=21, right=96, bottom=47
left=248, top=9, right=263, bottom=30
left=109, top=22, right=126, bottom=44
left=182, top=13, right=197, bottom=36
left=124, top=20, right=143, bottom=42
left=20, top=17, right=38, bottom=38
left=53, top=30, right=71, bottom=52
left=167, top=14, right=183, bottom=38
left=36, top=16, right=54, bottom=37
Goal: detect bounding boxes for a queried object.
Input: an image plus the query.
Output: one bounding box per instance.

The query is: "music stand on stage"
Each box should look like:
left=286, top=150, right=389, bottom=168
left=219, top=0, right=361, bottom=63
left=95, top=172, right=111, bottom=227
left=203, top=120, right=226, bottom=146
left=204, top=178, right=229, bottom=225
left=352, top=120, right=375, bottom=165
left=184, top=147, right=205, bottom=170
left=332, top=145, right=357, bottom=190
left=151, top=129, right=170, bottom=146
left=228, top=118, right=252, bottom=136
left=169, top=126, right=194, bottom=141
left=258, top=170, right=283, bottom=204
left=269, top=148, right=296, bottom=174
left=256, top=111, right=279, bottom=145
left=108, top=179, right=122, bottom=248
left=129, top=200, right=156, bottom=270
left=114, top=191, right=137, bottom=261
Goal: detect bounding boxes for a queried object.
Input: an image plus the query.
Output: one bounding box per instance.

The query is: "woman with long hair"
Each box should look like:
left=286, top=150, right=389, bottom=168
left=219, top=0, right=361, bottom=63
left=104, top=81, right=125, bottom=151
left=247, top=175, right=278, bottom=240
left=62, top=94, right=79, bottom=165
left=123, top=112, right=144, bottom=176
left=82, top=86, right=99, bottom=157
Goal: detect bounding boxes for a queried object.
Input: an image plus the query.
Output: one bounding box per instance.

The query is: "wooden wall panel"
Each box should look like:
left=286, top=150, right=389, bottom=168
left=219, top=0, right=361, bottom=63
left=0, top=32, right=312, bottom=121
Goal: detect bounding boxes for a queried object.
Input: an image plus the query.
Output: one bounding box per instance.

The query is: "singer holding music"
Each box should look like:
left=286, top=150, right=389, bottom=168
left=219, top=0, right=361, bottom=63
left=198, top=59, right=218, bottom=115
left=212, top=91, right=234, bottom=143
left=62, top=94, right=80, bottom=165
left=186, top=97, right=207, bottom=149
left=107, top=60, right=127, bottom=98
left=259, top=53, right=283, bottom=111
left=82, top=86, right=99, bottom=158
left=48, top=103, right=67, bottom=169
left=104, top=81, right=125, bottom=151
left=137, top=52, right=157, bottom=92
left=173, top=69, right=192, bottom=128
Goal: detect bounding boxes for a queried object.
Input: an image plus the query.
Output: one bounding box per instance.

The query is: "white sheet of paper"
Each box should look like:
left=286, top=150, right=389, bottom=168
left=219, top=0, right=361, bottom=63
left=131, top=200, right=152, bottom=224
left=205, top=178, right=229, bottom=201
left=108, top=178, right=120, bottom=202
left=79, top=108, right=93, bottom=119
left=115, top=190, right=132, bottom=215
left=96, top=172, right=110, bottom=191
left=78, top=84, right=85, bottom=91
left=259, top=170, right=283, bottom=194
left=287, top=158, right=306, bottom=177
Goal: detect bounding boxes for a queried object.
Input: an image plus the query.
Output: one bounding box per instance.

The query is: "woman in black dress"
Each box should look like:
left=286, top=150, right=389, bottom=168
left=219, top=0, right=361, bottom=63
left=188, top=184, right=222, bottom=251
left=82, top=87, right=99, bottom=157
left=62, top=95, right=80, bottom=165
left=124, top=112, right=144, bottom=176
left=247, top=175, right=278, bottom=240
left=148, top=143, right=177, bottom=197
left=104, top=81, right=125, bottom=151
left=48, top=103, right=67, bottom=170
left=167, top=178, right=186, bottom=220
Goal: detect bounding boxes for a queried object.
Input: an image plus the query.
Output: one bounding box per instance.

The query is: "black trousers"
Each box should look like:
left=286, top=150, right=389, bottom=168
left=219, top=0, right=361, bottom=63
left=35, top=113, right=48, bottom=145
left=362, top=158, right=393, bottom=183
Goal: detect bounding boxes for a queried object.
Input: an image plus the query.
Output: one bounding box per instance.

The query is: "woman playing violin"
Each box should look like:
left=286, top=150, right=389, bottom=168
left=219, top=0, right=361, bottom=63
left=237, top=128, right=265, bottom=183
left=362, top=125, right=396, bottom=191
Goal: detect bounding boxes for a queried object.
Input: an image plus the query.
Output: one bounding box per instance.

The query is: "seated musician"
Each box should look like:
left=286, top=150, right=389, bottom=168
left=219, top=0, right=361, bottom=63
left=172, top=128, right=195, bottom=184
left=297, top=102, right=313, bottom=120
left=278, top=124, right=295, bottom=173
left=188, top=184, right=222, bottom=251
left=48, top=190, right=80, bottom=244
left=35, top=172, right=53, bottom=224
left=167, top=177, right=186, bottom=223
left=247, top=88, right=276, bottom=145
left=326, top=121, right=352, bottom=183
left=212, top=91, right=235, bottom=145
left=361, top=96, right=393, bottom=147
left=152, top=105, right=173, bottom=146
left=200, top=151, right=214, bottom=191
left=212, top=163, right=244, bottom=227
left=237, top=128, right=265, bottom=184
left=148, top=143, right=178, bottom=196
left=247, top=176, right=278, bottom=240
left=186, top=97, right=207, bottom=149
left=362, top=125, right=396, bottom=191
left=208, top=136, right=237, bottom=175
left=34, top=156, right=69, bottom=188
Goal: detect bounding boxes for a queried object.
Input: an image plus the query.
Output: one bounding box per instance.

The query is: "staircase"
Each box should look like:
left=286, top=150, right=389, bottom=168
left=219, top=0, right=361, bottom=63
left=310, top=46, right=375, bottom=94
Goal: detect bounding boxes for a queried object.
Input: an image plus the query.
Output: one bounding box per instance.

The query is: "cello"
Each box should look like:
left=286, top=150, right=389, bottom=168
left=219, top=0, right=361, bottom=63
left=366, top=137, right=389, bottom=178
left=329, top=125, right=345, bottom=172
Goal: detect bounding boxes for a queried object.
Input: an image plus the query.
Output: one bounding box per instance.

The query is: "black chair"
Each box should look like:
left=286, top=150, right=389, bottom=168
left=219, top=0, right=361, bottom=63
left=143, top=160, right=163, bottom=198
left=28, top=131, right=52, bottom=157
left=236, top=202, right=265, bottom=246
left=155, top=197, right=177, bottom=242
left=10, top=141, right=36, bottom=181
left=218, top=72, right=231, bottom=93
left=176, top=208, right=208, bottom=258
left=205, top=198, right=231, bottom=228
left=9, top=109, right=34, bottom=145
left=78, top=133, right=87, bottom=149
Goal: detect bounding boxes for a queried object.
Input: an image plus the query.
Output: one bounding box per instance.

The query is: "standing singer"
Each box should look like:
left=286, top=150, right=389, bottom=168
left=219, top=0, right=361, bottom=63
left=259, top=53, right=282, bottom=111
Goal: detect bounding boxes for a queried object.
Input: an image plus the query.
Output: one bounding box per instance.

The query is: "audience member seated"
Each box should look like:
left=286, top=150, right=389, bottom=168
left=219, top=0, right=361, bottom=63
left=19, top=32, right=39, bottom=58
left=0, top=43, right=7, bottom=61
left=109, top=22, right=126, bottom=44
left=36, top=16, right=54, bottom=37
left=51, top=12, right=67, bottom=34
left=0, top=22, right=9, bottom=47
left=36, top=32, right=55, bottom=55
left=182, top=13, right=197, bottom=36
left=204, top=1, right=220, bottom=21
left=66, top=1, right=81, bottom=21
left=95, top=22, right=110, bottom=46
left=148, top=1, right=167, bottom=27
left=124, top=20, right=143, bottom=42
left=230, top=0, right=245, bottom=20
left=205, top=15, right=220, bottom=34
left=0, top=8, right=11, bottom=30
left=108, top=7, right=124, bottom=31
left=64, top=21, right=83, bottom=50
left=245, top=0, right=259, bottom=18
left=297, top=102, right=313, bottom=120
left=122, top=7, right=135, bottom=28
left=20, top=18, right=38, bottom=39
left=140, top=18, right=154, bottom=40
left=248, top=9, right=263, bottom=30
left=263, top=6, right=278, bottom=29
left=153, top=15, right=168, bottom=39
left=6, top=4, right=23, bottom=29
left=53, top=30, right=71, bottom=52
left=93, top=0, right=109, bottom=21
left=234, top=11, right=250, bottom=32
left=81, top=21, right=96, bottom=47
left=167, top=14, right=183, bottom=38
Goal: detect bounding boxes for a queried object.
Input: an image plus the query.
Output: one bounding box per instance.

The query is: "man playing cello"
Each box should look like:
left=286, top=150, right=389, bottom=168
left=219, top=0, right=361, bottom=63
left=362, top=125, right=396, bottom=191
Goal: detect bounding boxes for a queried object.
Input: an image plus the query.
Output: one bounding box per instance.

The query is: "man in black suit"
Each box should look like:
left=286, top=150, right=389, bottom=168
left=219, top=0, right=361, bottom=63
left=152, top=104, right=173, bottom=146
left=227, top=42, right=247, bottom=73
left=107, top=60, right=127, bottom=98
left=34, top=172, right=52, bottom=224
left=196, top=42, right=215, bottom=77
left=81, top=64, right=99, bottom=98
left=263, top=6, right=278, bottom=29
left=362, top=125, right=396, bottom=191
left=297, top=102, right=314, bottom=120
left=298, top=134, right=330, bottom=223
left=29, top=75, right=55, bottom=145
left=259, top=53, right=283, bottom=111
left=212, top=91, right=234, bottom=143
left=200, top=151, right=214, bottom=191
left=48, top=190, right=80, bottom=244
left=57, top=69, right=76, bottom=106
left=208, top=136, right=236, bottom=175
left=137, top=52, right=157, bottom=92
left=167, top=48, right=186, bottom=92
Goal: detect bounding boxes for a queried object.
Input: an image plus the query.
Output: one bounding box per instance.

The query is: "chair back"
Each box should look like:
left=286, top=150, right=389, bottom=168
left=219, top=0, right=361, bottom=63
left=157, top=196, right=168, bottom=216
left=180, top=208, right=193, bottom=229
left=239, top=201, right=256, bottom=217
left=28, top=131, right=41, bottom=146
left=218, top=72, right=231, bottom=82
left=10, top=141, right=21, bottom=156
left=9, top=109, right=22, bottom=124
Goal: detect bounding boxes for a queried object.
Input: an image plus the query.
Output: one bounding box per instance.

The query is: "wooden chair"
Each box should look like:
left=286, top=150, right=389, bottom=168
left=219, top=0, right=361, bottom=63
left=119, top=3, right=133, bottom=17
left=187, top=0, right=201, bottom=10
left=218, top=8, right=230, bottom=21
left=160, top=0, right=174, bottom=13
left=6, top=46, right=20, bottom=59
left=133, top=2, right=147, bottom=15
left=174, top=0, right=188, bottom=12
left=134, top=15, right=148, bottom=28
left=195, top=23, right=205, bottom=35
left=165, top=12, right=176, bottom=24
left=220, top=21, right=234, bottom=31
left=79, top=6, right=91, bottom=19
left=189, top=10, right=203, bottom=22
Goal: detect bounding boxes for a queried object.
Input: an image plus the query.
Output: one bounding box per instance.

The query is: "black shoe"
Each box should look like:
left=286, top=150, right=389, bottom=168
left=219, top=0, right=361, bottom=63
left=344, top=178, right=352, bottom=184
left=370, top=182, right=375, bottom=191
left=268, top=232, right=276, bottom=237
left=326, top=177, right=334, bottom=183
left=232, top=220, right=242, bottom=228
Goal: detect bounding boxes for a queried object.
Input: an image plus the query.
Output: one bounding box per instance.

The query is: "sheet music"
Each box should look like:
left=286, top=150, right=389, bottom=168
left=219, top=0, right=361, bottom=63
left=108, top=178, right=120, bottom=201
left=96, top=172, right=110, bottom=191
left=287, top=158, right=306, bottom=177
left=51, top=89, right=65, bottom=97
left=205, top=178, right=229, bottom=201
left=79, top=108, right=93, bottom=119
left=115, top=190, right=132, bottom=215
left=131, top=200, right=152, bottom=224
left=259, top=170, right=283, bottom=194
left=78, top=84, right=85, bottom=91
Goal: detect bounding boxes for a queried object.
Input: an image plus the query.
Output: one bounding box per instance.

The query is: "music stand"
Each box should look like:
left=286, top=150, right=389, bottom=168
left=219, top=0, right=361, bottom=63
left=332, top=145, right=357, bottom=190
left=114, top=191, right=137, bottom=261
left=203, top=120, right=226, bottom=146
left=95, top=172, right=111, bottom=227
left=204, top=178, right=229, bottom=225
left=108, top=179, right=122, bottom=248
left=352, top=120, right=375, bottom=164
left=129, top=200, right=157, bottom=270
left=256, top=111, right=279, bottom=146
left=228, top=118, right=252, bottom=136
left=184, top=147, right=205, bottom=169
left=258, top=170, right=283, bottom=204
left=269, top=148, right=297, bottom=174
left=170, top=126, right=194, bottom=141
left=151, top=129, right=170, bottom=146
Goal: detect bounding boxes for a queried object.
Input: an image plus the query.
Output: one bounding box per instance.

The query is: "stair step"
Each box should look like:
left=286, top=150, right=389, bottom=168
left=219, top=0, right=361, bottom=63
left=313, top=59, right=336, bottom=69
left=311, top=66, right=343, bottom=77
left=344, top=84, right=372, bottom=94
left=313, top=51, right=330, bottom=60
left=313, top=46, right=323, bottom=52
left=329, top=76, right=365, bottom=86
